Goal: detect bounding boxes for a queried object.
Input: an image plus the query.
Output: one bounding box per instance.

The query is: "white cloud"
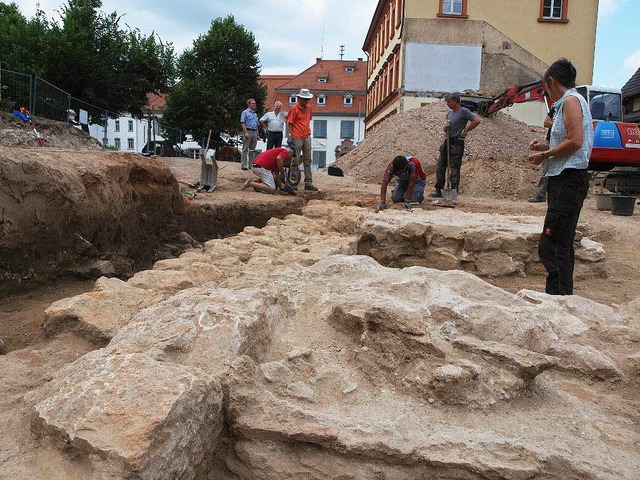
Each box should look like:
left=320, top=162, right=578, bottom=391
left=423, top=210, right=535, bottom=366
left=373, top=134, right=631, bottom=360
left=598, top=0, right=629, bottom=20
left=623, top=50, right=640, bottom=73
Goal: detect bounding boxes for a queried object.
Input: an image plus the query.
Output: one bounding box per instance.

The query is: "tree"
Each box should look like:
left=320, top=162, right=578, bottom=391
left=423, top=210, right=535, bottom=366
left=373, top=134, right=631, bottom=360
left=43, top=0, right=176, bottom=116
left=0, top=3, right=50, bottom=75
left=163, top=15, right=266, bottom=143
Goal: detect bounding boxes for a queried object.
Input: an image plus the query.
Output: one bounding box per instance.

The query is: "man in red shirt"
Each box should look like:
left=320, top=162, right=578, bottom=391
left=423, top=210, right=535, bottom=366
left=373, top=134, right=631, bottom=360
left=286, top=88, right=318, bottom=191
left=241, top=147, right=291, bottom=194
left=379, top=156, right=428, bottom=210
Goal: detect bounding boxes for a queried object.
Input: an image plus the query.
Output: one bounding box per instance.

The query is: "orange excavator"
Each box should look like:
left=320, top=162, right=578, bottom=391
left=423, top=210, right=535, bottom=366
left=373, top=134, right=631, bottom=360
left=476, top=81, right=640, bottom=194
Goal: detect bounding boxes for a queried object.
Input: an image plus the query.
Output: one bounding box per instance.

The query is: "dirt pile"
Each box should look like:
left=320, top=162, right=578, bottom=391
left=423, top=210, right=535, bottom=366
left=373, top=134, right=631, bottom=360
left=0, top=112, right=102, bottom=149
left=336, top=102, right=547, bottom=199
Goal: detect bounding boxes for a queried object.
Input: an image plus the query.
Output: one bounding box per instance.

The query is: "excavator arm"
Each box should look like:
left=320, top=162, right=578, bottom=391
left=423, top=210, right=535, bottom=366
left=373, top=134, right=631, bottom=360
left=478, top=80, right=550, bottom=117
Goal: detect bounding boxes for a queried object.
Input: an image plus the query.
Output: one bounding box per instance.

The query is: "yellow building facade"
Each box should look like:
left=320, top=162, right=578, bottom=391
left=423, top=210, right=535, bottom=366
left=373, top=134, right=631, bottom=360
left=363, top=0, right=599, bottom=130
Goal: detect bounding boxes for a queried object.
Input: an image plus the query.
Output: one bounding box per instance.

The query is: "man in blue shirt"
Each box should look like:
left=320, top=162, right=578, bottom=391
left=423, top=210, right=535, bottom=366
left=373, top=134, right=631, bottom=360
left=240, top=98, right=259, bottom=170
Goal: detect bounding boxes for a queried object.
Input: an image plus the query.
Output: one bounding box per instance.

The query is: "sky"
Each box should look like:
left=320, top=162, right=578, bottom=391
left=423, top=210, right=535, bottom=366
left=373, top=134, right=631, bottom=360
left=10, top=0, right=640, bottom=89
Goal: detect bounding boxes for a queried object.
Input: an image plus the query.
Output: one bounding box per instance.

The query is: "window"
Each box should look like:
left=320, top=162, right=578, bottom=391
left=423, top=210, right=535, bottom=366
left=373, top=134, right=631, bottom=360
left=317, top=77, right=328, bottom=83
left=128, top=120, right=134, bottom=132
left=442, top=0, right=462, bottom=15
left=345, top=66, right=355, bottom=73
left=317, top=93, right=326, bottom=106
left=539, top=0, right=568, bottom=21
left=114, top=120, right=120, bottom=132
left=127, top=138, right=134, bottom=150
left=289, top=94, right=297, bottom=104
left=344, top=93, right=353, bottom=106
left=341, top=120, right=355, bottom=139
left=438, top=0, right=467, bottom=17
left=313, top=150, right=327, bottom=168
left=313, top=120, right=327, bottom=138
left=114, top=138, right=121, bottom=149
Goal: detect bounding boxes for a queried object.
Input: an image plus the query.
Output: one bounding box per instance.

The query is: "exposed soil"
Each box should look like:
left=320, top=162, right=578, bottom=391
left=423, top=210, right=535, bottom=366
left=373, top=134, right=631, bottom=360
left=1, top=109, right=640, bottom=479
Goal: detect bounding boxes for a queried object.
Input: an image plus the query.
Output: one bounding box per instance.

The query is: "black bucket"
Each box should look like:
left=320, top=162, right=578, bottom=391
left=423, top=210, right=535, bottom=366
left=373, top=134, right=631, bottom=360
left=611, top=195, right=636, bottom=216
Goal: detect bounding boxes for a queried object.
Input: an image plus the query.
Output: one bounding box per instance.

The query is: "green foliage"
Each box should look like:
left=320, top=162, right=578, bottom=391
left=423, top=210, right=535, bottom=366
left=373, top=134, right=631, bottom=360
left=0, top=3, right=50, bottom=75
left=0, top=0, right=176, bottom=117
left=163, top=15, right=266, bottom=141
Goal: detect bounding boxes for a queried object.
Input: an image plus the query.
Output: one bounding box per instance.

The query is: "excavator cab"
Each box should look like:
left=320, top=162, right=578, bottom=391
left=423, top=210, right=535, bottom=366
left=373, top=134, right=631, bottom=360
left=576, top=86, right=623, bottom=122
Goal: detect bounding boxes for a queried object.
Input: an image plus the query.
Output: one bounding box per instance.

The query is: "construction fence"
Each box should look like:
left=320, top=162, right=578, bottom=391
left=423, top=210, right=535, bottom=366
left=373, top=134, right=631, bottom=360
left=0, top=67, right=185, bottom=152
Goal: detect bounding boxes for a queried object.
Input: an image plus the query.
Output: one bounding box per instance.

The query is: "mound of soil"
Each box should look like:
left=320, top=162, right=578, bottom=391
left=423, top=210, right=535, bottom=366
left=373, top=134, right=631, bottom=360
left=0, top=111, right=102, bottom=149
left=336, top=102, right=547, bottom=199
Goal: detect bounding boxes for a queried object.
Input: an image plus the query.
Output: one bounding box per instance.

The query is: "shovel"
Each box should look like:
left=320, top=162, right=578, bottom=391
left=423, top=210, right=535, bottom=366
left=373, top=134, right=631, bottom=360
left=441, top=126, right=458, bottom=201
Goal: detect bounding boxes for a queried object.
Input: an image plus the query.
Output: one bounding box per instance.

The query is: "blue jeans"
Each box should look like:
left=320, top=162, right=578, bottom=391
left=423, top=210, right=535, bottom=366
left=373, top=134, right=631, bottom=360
left=392, top=172, right=426, bottom=203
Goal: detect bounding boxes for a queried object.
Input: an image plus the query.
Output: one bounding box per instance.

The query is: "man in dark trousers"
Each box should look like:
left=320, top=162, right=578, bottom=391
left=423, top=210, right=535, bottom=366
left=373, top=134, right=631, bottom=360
left=429, top=92, right=480, bottom=198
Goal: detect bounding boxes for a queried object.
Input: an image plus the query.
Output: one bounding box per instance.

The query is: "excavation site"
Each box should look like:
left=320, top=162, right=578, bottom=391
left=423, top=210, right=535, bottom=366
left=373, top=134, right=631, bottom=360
left=1, top=107, right=639, bottom=479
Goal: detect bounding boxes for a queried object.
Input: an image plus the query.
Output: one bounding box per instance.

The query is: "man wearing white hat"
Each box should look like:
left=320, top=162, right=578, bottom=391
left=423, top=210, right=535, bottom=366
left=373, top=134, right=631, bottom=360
left=286, top=88, right=318, bottom=191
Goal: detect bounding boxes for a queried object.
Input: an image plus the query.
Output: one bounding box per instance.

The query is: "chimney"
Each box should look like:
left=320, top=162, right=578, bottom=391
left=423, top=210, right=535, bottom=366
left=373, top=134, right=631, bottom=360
left=358, top=57, right=363, bottom=61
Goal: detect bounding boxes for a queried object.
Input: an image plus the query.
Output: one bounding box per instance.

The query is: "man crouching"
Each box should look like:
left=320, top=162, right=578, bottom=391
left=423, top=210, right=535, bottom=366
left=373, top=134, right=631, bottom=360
left=242, top=147, right=291, bottom=194
left=379, top=155, right=427, bottom=210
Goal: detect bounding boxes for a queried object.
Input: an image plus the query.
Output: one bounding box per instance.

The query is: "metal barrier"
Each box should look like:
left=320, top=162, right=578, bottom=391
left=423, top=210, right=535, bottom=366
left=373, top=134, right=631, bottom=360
left=1, top=67, right=184, bottom=151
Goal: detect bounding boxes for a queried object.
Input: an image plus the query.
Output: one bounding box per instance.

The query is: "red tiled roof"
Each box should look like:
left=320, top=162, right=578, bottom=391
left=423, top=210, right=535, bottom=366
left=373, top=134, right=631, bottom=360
left=262, top=59, right=367, bottom=116
left=145, top=92, right=167, bottom=112
left=278, top=59, right=367, bottom=93
left=260, top=75, right=295, bottom=108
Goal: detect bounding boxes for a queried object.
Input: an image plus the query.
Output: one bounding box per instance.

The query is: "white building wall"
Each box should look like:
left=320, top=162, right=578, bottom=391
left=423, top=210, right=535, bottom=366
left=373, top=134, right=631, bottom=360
left=88, top=115, right=161, bottom=153
left=312, top=114, right=366, bottom=166
left=404, top=43, right=482, bottom=92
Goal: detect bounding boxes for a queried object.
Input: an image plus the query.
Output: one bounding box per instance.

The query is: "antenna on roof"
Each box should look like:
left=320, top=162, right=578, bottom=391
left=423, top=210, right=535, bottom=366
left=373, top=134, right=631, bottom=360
left=339, top=45, right=345, bottom=61
left=319, top=21, right=325, bottom=59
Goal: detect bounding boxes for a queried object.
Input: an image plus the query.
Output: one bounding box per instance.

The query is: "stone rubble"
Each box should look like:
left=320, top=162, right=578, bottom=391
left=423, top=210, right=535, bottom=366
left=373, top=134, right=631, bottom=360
left=20, top=201, right=639, bottom=479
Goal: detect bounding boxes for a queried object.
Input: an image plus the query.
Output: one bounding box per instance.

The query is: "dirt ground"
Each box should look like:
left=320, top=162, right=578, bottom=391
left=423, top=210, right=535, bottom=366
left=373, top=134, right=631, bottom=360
left=0, top=103, right=640, bottom=350
left=2, top=111, right=640, bottom=479
left=3, top=152, right=640, bottom=356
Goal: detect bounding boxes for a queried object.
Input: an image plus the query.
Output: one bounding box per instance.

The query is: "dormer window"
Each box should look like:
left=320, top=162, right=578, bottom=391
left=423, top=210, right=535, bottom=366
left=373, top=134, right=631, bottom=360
left=289, top=94, right=297, bottom=104
left=343, top=93, right=353, bottom=106
left=317, top=77, right=328, bottom=83
left=317, top=93, right=326, bottom=106
left=345, top=66, right=355, bottom=73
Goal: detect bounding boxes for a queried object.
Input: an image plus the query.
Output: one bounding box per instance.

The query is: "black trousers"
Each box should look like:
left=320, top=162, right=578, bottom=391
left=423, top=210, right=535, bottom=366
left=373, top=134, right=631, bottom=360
left=266, top=131, right=283, bottom=150
left=538, top=168, right=589, bottom=295
left=435, top=138, right=465, bottom=191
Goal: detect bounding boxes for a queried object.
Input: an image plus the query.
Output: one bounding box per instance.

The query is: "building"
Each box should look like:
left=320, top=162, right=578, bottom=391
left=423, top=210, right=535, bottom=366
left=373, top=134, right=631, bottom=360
left=261, top=58, right=367, bottom=167
left=622, top=67, right=640, bottom=124
left=363, top=0, right=599, bottom=130
left=88, top=92, right=167, bottom=153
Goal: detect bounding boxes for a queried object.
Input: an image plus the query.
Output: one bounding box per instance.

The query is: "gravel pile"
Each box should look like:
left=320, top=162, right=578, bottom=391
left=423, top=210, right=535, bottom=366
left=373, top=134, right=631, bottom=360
left=336, top=102, right=548, bottom=199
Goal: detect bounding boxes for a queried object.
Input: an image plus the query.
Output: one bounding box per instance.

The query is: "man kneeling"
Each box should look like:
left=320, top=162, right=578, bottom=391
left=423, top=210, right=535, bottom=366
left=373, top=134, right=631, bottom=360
left=242, top=147, right=291, bottom=194
left=379, top=155, right=427, bottom=210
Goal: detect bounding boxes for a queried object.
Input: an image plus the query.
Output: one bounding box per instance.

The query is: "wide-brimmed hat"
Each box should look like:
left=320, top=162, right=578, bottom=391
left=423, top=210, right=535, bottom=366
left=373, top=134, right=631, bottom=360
left=296, top=88, right=313, bottom=99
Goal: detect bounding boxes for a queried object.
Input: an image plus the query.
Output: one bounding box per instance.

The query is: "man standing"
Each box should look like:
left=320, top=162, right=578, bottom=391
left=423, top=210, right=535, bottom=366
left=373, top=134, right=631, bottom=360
left=286, top=88, right=318, bottom=191
left=240, top=98, right=259, bottom=170
left=429, top=92, right=481, bottom=198
left=260, top=101, right=286, bottom=150
left=379, top=155, right=427, bottom=210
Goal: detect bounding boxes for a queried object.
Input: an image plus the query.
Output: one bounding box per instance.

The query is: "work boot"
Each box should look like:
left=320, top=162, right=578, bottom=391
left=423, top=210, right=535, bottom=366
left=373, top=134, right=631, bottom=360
left=304, top=184, right=319, bottom=191
left=428, top=190, right=442, bottom=198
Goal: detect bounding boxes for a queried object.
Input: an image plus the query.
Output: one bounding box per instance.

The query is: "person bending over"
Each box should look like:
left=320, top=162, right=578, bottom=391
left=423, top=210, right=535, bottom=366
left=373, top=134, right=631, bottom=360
left=379, top=155, right=427, bottom=210
left=242, top=147, right=291, bottom=194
